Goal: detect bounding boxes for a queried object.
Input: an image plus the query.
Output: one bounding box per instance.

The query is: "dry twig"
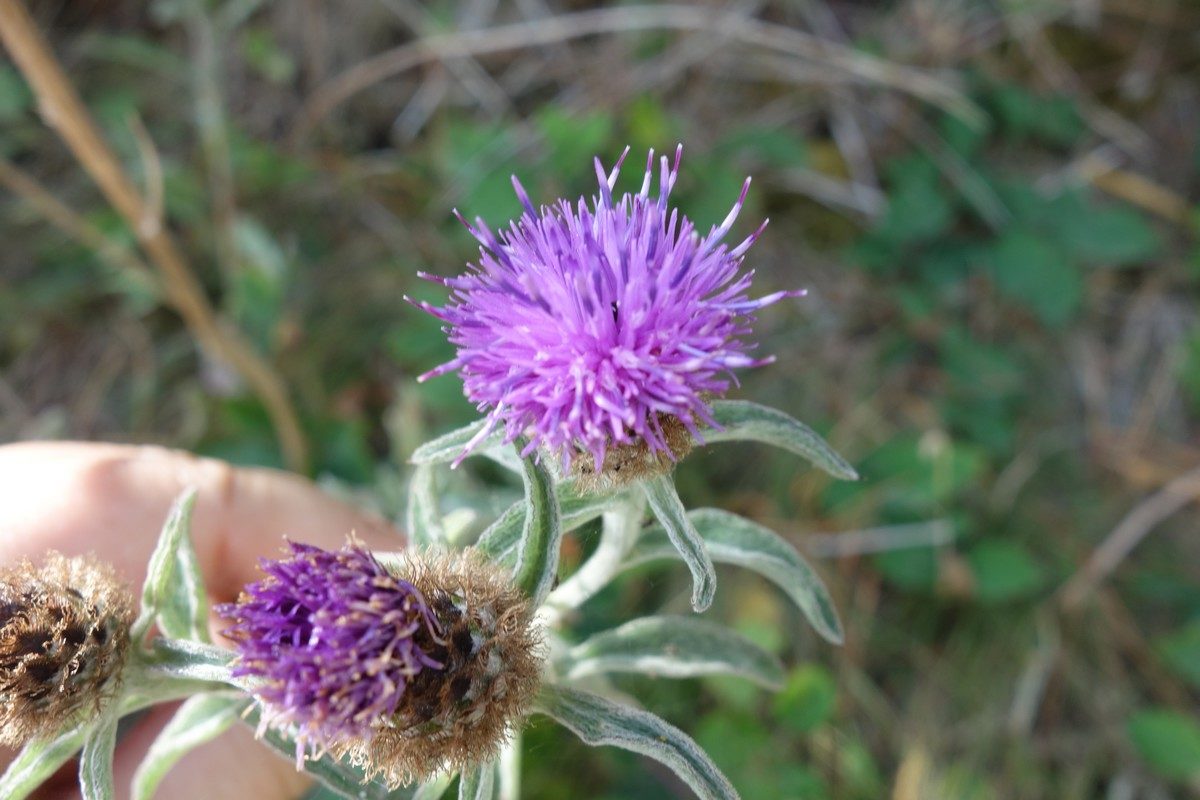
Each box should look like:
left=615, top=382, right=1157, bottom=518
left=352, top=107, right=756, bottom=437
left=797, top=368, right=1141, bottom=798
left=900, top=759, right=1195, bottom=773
left=293, top=4, right=980, bottom=142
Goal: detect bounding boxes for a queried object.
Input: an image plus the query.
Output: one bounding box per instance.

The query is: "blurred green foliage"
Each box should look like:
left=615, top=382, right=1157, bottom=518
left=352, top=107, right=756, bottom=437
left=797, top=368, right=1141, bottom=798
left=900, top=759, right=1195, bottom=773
left=2, top=2, right=1199, bottom=798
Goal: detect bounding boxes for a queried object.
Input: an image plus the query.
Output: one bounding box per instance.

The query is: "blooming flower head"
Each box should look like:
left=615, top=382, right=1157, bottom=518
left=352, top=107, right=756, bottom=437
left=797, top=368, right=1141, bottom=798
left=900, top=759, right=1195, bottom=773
left=217, top=541, right=443, bottom=760
left=412, top=146, right=801, bottom=474
left=0, top=553, right=133, bottom=746
left=220, top=543, right=543, bottom=786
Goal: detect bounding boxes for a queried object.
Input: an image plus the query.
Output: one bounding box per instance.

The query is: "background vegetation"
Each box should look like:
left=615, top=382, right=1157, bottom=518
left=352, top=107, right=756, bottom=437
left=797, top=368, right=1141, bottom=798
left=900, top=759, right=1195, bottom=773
left=2, top=1, right=1198, bottom=797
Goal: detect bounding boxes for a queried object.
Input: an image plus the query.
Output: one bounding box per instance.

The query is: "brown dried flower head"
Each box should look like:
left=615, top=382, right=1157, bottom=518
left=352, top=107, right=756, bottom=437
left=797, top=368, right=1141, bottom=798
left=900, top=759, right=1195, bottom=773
left=0, top=553, right=134, bottom=746
left=569, top=413, right=694, bottom=493
left=342, top=549, right=545, bottom=787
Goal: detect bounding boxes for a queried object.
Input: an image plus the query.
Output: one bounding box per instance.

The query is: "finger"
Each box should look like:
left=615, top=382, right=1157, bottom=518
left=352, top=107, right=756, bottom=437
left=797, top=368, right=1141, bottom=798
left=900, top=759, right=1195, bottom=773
left=0, top=441, right=404, bottom=602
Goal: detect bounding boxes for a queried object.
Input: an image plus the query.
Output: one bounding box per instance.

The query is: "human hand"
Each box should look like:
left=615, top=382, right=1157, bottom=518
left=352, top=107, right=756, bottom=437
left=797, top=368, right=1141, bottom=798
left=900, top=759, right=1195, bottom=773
left=0, top=441, right=404, bottom=800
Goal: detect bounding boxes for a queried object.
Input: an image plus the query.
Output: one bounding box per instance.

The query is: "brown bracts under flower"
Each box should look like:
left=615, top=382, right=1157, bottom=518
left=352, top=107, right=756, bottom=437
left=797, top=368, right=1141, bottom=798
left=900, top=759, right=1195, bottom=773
left=0, top=553, right=134, bottom=746
left=341, top=550, right=544, bottom=787
left=569, top=413, right=694, bottom=492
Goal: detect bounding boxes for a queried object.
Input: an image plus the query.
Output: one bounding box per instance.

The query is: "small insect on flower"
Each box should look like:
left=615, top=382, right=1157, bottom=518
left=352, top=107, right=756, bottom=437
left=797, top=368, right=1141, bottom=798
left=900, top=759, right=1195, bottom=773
left=219, top=542, right=543, bottom=786
left=411, top=145, right=803, bottom=484
left=0, top=553, right=134, bottom=747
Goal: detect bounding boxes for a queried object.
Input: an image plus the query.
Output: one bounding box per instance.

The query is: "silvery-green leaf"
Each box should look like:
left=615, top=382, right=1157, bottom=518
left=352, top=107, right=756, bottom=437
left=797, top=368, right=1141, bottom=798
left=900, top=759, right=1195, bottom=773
left=406, top=464, right=446, bottom=549
left=705, top=400, right=858, bottom=480
left=536, top=685, right=738, bottom=800
left=627, top=509, right=843, bottom=644
left=561, top=616, right=785, bottom=689
left=158, top=526, right=211, bottom=642
left=0, top=727, right=87, bottom=800
left=149, top=638, right=237, bottom=685
left=410, top=420, right=501, bottom=465
left=642, top=475, right=716, bottom=612
left=132, top=693, right=244, bottom=800
left=478, top=485, right=619, bottom=569
left=79, top=715, right=118, bottom=800
left=512, top=444, right=562, bottom=605
left=458, top=762, right=495, bottom=800
left=133, top=489, right=198, bottom=640
left=413, top=774, right=453, bottom=800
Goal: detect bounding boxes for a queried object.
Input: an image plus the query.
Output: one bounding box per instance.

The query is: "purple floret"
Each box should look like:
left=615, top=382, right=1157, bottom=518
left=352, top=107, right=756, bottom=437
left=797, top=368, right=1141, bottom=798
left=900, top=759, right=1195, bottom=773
left=217, top=542, right=442, bottom=760
left=411, top=145, right=802, bottom=470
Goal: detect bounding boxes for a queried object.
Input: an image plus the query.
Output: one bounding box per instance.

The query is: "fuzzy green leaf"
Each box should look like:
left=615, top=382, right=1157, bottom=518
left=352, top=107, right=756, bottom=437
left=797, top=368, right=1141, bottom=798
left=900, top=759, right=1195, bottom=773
left=457, top=762, right=495, bottom=800
left=159, top=525, right=212, bottom=642
left=409, top=420, right=500, bottom=465
left=705, top=401, right=858, bottom=480
left=642, top=475, right=716, bottom=612
left=134, top=489, right=198, bottom=639
left=627, top=508, right=843, bottom=644
left=406, top=464, right=446, bottom=549
left=477, top=485, right=621, bottom=569
left=79, top=715, right=118, bottom=800
left=0, top=728, right=88, bottom=800
left=413, top=775, right=453, bottom=800
left=512, top=444, right=563, bottom=605
left=132, top=693, right=244, bottom=800
left=561, top=616, right=785, bottom=689
left=149, top=638, right=237, bottom=685
left=536, top=685, right=738, bottom=800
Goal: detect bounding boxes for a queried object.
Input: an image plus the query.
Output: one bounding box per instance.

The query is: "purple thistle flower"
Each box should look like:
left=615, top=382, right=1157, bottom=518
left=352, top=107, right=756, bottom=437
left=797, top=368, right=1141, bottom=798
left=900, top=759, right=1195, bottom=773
left=411, top=145, right=803, bottom=471
left=217, top=541, right=443, bottom=762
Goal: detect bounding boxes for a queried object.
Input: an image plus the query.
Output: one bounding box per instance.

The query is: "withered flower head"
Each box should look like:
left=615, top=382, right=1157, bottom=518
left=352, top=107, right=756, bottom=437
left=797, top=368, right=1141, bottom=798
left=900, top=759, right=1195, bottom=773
left=0, top=553, right=134, bottom=746
left=219, top=543, right=543, bottom=786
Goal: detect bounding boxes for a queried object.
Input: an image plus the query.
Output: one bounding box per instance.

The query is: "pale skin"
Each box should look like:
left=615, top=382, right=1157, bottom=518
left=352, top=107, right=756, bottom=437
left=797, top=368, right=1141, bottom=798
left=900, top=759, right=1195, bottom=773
left=0, top=442, right=405, bottom=800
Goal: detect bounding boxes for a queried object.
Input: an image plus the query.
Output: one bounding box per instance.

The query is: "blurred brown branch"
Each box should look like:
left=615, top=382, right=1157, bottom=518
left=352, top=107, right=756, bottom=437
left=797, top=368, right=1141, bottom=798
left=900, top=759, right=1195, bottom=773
left=0, top=0, right=309, bottom=473
left=294, top=4, right=981, bottom=143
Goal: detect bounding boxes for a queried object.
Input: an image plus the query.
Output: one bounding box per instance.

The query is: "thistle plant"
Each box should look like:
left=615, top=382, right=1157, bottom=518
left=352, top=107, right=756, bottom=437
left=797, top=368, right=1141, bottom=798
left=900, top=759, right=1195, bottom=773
left=0, top=148, right=857, bottom=800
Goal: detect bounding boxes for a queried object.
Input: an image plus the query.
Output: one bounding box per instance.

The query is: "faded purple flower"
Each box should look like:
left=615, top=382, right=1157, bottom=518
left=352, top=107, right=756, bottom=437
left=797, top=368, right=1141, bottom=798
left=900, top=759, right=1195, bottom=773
left=217, top=541, right=442, bottom=760
left=412, top=145, right=801, bottom=470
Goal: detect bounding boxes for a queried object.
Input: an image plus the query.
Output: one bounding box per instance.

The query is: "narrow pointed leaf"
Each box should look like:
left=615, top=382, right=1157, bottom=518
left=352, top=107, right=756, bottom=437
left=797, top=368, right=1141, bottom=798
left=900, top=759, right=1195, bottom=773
left=512, top=443, right=563, bottom=605
left=79, top=715, right=118, bottom=800
left=0, top=727, right=87, bottom=800
left=477, top=485, right=621, bottom=568
left=406, top=464, right=446, bottom=549
left=149, top=638, right=237, bottom=684
left=561, top=616, right=785, bottom=689
left=626, top=509, right=842, bottom=644
left=133, top=489, right=197, bottom=638
left=642, top=475, right=716, bottom=612
left=705, top=400, right=858, bottom=480
left=458, top=762, right=495, bottom=800
left=410, top=420, right=493, bottom=464
left=132, top=693, right=244, bottom=800
left=536, top=685, right=738, bottom=800
left=159, top=527, right=211, bottom=641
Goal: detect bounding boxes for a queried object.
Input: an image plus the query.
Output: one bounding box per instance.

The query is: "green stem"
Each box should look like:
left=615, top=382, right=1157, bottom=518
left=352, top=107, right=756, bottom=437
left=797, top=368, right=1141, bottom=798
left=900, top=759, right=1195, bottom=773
left=541, top=494, right=645, bottom=626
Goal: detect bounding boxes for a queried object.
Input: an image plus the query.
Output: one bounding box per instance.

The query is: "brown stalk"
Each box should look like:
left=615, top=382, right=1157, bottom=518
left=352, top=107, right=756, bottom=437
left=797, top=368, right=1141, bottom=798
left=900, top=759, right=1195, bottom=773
left=0, top=0, right=309, bottom=472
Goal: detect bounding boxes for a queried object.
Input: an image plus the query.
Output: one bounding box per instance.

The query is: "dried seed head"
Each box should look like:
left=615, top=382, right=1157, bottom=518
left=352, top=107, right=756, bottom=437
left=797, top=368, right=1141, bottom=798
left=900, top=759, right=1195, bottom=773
left=569, top=413, right=694, bottom=492
left=343, top=549, right=544, bottom=787
left=0, top=553, right=134, bottom=746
